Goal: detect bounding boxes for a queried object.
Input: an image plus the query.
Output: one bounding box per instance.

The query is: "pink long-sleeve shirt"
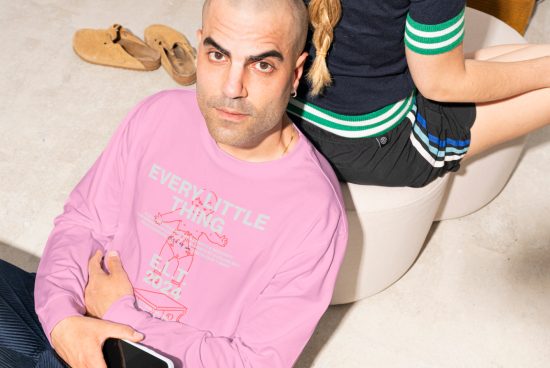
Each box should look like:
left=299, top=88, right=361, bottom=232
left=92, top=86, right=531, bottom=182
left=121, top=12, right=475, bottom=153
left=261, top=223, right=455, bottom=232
left=35, top=89, right=348, bottom=368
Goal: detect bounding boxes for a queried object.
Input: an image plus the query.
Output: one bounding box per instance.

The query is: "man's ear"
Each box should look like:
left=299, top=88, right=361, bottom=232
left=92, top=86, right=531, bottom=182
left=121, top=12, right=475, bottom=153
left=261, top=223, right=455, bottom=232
left=292, top=51, right=309, bottom=92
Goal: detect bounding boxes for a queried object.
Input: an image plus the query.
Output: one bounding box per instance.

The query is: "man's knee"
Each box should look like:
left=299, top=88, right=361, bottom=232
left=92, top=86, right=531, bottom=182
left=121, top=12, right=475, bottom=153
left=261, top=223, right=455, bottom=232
left=0, top=259, right=35, bottom=300
left=0, top=259, right=27, bottom=280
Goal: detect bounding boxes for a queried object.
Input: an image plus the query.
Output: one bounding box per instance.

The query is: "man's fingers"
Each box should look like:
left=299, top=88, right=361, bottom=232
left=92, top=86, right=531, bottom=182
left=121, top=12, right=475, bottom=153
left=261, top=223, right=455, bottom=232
left=105, top=250, right=125, bottom=275
left=88, top=250, right=104, bottom=276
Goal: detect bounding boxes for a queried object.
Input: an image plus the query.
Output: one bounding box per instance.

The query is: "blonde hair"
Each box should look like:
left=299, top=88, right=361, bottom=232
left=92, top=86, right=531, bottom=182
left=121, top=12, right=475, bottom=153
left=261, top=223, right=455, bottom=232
left=306, top=0, right=342, bottom=96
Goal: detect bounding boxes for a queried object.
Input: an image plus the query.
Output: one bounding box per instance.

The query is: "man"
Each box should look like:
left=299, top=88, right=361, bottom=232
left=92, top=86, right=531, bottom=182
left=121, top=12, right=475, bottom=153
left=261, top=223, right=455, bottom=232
left=0, top=0, right=347, bottom=367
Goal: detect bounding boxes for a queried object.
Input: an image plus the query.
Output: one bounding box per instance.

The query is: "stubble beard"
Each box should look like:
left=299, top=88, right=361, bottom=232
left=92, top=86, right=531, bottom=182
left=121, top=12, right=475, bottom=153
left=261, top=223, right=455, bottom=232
left=197, top=93, right=281, bottom=149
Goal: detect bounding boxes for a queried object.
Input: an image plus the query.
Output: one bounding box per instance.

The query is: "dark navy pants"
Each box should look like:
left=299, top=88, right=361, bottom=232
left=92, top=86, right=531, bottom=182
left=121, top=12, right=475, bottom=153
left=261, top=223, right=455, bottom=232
left=0, top=259, right=66, bottom=368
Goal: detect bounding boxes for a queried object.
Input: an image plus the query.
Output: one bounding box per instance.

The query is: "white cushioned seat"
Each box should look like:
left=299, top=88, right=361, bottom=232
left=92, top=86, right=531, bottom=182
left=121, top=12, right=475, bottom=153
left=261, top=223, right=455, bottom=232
left=333, top=176, right=449, bottom=304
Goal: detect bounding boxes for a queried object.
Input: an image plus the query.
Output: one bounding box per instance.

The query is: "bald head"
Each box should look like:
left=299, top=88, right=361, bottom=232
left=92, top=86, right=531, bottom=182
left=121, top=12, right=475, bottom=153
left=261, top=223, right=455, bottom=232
left=202, top=0, right=308, bottom=57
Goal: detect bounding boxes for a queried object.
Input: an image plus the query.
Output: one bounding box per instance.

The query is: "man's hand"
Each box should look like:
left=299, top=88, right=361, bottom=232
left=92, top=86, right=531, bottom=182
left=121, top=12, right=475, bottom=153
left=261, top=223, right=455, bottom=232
left=85, top=250, right=134, bottom=319
left=51, top=315, right=143, bottom=368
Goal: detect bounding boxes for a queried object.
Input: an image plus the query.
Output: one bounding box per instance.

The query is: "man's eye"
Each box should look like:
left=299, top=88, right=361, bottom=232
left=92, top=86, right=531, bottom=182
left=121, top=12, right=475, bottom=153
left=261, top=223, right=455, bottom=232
left=208, top=51, right=226, bottom=62
left=254, top=61, right=274, bottom=73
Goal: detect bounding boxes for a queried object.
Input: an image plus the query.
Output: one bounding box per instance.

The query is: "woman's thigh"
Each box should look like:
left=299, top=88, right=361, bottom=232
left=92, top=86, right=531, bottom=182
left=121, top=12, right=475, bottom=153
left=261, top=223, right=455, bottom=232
left=465, top=44, right=528, bottom=60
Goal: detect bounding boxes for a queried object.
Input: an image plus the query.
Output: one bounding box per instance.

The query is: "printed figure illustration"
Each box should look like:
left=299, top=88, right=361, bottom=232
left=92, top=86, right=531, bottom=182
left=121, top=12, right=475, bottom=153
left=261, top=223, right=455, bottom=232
left=154, top=193, right=228, bottom=288
left=136, top=190, right=230, bottom=321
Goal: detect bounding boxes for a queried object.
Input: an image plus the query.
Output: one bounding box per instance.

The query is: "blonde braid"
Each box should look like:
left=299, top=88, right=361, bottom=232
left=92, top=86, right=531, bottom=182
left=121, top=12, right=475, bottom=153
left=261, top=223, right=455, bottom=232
left=306, top=0, right=342, bottom=96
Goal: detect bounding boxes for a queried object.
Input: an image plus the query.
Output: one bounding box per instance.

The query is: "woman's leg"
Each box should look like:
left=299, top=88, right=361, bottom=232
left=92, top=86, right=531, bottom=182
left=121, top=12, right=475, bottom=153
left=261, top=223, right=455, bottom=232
left=465, top=44, right=550, bottom=158
left=464, top=44, right=529, bottom=60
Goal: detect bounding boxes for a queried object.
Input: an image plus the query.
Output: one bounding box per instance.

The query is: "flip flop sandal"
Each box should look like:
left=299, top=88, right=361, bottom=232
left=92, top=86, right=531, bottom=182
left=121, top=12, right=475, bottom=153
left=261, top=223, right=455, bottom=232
left=73, top=24, right=161, bottom=71
left=144, top=24, right=196, bottom=85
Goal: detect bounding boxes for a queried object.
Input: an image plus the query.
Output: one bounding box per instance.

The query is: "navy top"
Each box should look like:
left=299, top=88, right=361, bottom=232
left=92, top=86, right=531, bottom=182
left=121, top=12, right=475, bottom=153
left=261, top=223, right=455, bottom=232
left=297, top=0, right=466, bottom=115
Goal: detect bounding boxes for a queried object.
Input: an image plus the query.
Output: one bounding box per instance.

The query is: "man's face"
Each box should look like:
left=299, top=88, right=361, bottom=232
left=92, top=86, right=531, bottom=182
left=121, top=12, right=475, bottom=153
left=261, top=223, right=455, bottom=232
left=196, top=0, right=306, bottom=152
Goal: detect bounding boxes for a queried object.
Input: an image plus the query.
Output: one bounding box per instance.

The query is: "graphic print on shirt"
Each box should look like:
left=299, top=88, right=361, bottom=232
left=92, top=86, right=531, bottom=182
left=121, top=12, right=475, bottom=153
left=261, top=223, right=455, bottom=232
left=136, top=162, right=272, bottom=323
left=137, top=190, right=229, bottom=321
left=153, top=192, right=229, bottom=288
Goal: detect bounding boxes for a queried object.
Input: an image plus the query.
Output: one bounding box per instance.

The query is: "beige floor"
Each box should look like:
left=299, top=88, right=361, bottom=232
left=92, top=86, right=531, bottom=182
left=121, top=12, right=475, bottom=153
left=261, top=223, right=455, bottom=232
left=1, top=1, right=549, bottom=367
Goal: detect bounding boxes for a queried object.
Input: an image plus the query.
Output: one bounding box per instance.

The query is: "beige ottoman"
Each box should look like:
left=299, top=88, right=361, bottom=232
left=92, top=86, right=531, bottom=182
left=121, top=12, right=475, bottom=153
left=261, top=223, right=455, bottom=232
left=331, top=8, right=527, bottom=304
left=332, top=175, right=449, bottom=304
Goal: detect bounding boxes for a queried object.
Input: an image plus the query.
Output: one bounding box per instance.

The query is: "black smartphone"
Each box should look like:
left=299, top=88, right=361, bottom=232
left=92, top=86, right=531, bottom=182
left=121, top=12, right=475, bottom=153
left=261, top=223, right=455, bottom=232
left=102, top=338, right=174, bottom=368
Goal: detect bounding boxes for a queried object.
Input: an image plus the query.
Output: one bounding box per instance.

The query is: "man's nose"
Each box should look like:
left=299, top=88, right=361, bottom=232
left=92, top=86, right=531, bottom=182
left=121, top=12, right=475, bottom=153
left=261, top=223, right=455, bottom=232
left=222, top=64, right=247, bottom=99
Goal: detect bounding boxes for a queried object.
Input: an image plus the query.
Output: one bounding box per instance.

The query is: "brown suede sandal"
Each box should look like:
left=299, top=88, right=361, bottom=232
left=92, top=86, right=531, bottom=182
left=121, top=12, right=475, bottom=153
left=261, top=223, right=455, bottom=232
left=73, top=24, right=161, bottom=71
left=144, top=24, right=196, bottom=85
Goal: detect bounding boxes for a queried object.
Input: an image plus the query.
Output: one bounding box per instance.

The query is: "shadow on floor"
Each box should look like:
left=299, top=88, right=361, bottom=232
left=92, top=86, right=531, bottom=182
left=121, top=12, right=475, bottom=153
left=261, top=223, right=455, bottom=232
left=0, top=242, right=40, bottom=272
left=294, top=303, right=353, bottom=367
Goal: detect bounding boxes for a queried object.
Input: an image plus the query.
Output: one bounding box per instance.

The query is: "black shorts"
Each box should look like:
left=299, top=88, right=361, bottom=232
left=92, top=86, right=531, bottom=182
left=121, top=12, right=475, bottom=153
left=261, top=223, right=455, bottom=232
left=289, top=93, right=476, bottom=187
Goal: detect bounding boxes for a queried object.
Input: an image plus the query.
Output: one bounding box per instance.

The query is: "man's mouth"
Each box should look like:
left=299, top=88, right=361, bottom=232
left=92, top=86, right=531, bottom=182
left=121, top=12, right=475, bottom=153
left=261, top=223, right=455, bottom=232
left=215, top=107, right=249, bottom=121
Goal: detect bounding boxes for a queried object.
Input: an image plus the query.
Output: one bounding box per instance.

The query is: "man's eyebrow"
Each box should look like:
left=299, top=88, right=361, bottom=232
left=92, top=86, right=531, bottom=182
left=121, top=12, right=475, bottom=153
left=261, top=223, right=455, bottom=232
left=248, top=50, right=284, bottom=63
left=203, top=36, right=284, bottom=63
left=203, top=37, right=231, bottom=57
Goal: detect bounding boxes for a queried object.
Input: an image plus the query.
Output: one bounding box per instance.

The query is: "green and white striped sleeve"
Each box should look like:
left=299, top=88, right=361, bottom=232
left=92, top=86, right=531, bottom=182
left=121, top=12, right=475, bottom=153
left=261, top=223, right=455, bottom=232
left=405, top=6, right=466, bottom=55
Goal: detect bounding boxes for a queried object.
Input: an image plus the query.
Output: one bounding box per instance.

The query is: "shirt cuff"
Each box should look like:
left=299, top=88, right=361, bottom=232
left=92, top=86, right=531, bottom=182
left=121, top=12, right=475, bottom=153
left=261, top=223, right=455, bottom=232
left=102, top=294, right=146, bottom=328
left=405, top=8, right=465, bottom=55
left=39, top=295, right=85, bottom=345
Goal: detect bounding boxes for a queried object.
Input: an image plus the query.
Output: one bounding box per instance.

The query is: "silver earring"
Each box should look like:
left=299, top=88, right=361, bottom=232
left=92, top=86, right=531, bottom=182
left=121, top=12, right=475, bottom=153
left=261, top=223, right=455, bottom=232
left=291, top=90, right=297, bottom=98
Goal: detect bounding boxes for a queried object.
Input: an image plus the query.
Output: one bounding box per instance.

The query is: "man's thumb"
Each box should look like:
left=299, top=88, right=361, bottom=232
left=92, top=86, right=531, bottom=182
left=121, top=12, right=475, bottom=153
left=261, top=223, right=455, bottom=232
left=107, top=322, right=144, bottom=342
left=127, top=330, right=145, bottom=342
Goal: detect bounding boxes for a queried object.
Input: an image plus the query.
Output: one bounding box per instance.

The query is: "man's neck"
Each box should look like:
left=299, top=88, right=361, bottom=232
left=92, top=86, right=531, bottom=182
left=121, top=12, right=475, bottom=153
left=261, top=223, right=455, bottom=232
left=217, top=118, right=298, bottom=162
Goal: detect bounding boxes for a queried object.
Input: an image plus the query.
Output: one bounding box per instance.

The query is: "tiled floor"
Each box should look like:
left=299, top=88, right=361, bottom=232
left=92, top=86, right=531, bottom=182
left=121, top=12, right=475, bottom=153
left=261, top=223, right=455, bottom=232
left=1, top=1, right=549, bottom=367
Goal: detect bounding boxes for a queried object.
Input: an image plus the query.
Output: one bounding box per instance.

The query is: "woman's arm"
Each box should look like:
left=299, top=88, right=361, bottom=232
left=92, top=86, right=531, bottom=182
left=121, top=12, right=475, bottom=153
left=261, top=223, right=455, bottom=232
left=406, top=43, right=550, bottom=103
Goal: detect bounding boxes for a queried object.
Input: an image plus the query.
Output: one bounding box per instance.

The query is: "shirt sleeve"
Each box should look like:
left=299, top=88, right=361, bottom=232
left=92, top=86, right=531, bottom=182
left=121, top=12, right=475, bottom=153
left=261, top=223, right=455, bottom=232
left=102, top=212, right=348, bottom=368
left=405, top=0, right=466, bottom=55
left=33, top=96, right=151, bottom=343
